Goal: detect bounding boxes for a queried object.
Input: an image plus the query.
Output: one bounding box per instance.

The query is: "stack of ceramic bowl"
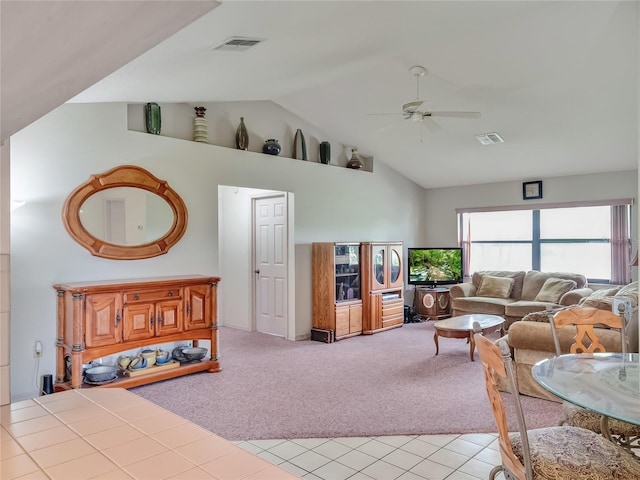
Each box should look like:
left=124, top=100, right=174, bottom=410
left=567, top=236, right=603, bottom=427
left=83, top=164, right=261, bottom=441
left=84, top=365, right=117, bottom=384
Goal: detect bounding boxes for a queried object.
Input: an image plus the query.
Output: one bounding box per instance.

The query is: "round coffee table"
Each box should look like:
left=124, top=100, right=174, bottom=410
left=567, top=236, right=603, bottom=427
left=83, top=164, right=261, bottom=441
left=433, top=314, right=505, bottom=361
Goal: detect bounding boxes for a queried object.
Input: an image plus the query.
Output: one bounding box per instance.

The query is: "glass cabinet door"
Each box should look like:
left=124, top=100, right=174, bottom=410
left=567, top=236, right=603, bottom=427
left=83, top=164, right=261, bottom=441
left=390, top=248, right=401, bottom=284
left=334, top=244, right=361, bottom=302
left=388, top=244, right=403, bottom=289
left=372, top=244, right=386, bottom=288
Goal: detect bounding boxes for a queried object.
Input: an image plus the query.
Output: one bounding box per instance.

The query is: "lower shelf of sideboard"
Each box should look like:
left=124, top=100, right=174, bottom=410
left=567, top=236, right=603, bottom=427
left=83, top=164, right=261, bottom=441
left=54, top=359, right=221, bottom=391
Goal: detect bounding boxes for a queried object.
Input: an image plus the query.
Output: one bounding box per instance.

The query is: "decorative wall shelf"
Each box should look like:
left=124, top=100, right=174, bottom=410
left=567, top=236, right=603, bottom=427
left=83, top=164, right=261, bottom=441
left=126, top=102, right=375, bottom=173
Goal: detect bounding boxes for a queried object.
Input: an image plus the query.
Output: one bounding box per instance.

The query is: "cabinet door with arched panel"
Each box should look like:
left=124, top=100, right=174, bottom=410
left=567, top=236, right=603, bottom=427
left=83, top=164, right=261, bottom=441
left=388, top=243, right=404, bottom=289
left=370, top=244, right=387, bottom=290
left=368, top=242, right=404, bottom=291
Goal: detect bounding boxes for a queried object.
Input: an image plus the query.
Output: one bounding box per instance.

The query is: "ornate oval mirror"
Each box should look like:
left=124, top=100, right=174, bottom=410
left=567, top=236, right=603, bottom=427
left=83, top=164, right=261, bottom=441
left=63, top=165, right=188, bottom=260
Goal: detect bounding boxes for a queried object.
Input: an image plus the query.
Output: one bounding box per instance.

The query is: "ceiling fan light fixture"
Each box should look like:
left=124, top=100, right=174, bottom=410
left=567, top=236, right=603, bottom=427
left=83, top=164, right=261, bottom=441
left=476, top=132, right=504, bottom=145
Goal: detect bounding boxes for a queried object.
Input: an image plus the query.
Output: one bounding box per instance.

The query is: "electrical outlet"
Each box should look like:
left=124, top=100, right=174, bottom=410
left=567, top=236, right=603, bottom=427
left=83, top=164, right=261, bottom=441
left=34, top=340, right=42, bottom=357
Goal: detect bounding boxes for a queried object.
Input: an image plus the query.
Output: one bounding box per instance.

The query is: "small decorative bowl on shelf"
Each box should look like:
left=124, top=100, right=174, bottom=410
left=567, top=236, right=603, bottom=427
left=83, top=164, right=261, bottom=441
left=181, top=347, right=208, bottom=362
left=155, top=350, right=171, bottom=364
left=118, top=355, right=133, bottom=370
left=129, top=356, right=147, bottom=370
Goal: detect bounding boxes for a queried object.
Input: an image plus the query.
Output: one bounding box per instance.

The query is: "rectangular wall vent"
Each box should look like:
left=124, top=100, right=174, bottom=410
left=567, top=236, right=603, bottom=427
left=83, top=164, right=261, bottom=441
left=212, top=36, right=263, bottom=52
left=476, top=132, right=504, bottom=145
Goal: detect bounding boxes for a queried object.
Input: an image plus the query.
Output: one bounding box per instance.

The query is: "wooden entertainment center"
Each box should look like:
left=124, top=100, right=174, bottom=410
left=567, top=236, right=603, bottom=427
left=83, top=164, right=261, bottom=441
left=312, top=241, right=404, bottom=341
left=54, top=275, right=221, bottom=389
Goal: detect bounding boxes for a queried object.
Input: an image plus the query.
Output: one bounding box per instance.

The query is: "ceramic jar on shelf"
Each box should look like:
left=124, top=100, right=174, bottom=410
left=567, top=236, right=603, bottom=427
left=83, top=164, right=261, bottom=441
left=263, top=139, right=281, bottom=155
left=347, top=147, right=364, bottom=170
left=193, top=106, right=207, bottom=143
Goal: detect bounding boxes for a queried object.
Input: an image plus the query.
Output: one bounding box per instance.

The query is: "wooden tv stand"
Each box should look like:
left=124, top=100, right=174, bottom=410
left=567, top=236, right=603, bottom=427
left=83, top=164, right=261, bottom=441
left=414, top=287, right=451, bottom=320
left=54, top=275, right=221, bottom=389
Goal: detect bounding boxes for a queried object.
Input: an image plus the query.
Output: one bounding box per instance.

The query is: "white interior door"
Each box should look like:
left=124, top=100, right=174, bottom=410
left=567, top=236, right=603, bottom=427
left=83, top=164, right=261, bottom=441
left=254, top=195, right=287, bottom=337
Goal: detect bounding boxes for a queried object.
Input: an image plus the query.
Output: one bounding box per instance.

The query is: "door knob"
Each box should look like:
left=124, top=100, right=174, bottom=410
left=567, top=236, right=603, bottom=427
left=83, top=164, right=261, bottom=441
left=255, top=269, right=260, bottom=274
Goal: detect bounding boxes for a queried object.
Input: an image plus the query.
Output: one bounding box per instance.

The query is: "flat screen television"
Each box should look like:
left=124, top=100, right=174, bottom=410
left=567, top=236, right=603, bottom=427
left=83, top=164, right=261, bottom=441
left=408, top=247, right=463, bottom=286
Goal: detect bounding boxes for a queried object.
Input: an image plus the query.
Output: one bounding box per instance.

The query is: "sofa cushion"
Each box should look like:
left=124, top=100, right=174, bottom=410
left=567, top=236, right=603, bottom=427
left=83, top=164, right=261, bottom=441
left=579, top=287, right=621, bottom=309
left=453, top=296, right=514, bottom=316
left=505, top=300, right=558, bottom=319
left=472, top=271, right=525, bottom=299
left=521, top=271, right=587, bottom=301
left=476, top=275, right=514, bottom=298
left=578, top=282, right=637, bottom=310
left=534, top=278, right=577, bottom=303
left=615, top=281, right=638, bottom=307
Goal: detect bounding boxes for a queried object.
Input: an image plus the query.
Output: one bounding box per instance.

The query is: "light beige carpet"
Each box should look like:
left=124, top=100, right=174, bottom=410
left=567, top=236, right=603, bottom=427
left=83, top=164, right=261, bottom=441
left=132, top=322, right=562, bottom=440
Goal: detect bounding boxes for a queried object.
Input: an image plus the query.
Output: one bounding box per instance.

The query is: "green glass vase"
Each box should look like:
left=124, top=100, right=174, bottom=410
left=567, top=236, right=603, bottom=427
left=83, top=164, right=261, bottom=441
left=144, top=102, right=161, bottom=135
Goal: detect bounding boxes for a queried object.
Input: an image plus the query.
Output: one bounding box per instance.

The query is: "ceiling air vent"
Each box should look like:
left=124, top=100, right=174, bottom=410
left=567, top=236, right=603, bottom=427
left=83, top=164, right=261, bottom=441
left=212, top=36, right=263, bottom=52
left=475, top=132, right=504, bottom=145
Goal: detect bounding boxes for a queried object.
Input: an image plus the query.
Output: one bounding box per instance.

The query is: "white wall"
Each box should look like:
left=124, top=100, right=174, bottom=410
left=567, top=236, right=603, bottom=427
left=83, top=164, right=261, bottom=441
left=424, top=172, right=638, bottom=248
left=9, top=102, right=426, bottom=400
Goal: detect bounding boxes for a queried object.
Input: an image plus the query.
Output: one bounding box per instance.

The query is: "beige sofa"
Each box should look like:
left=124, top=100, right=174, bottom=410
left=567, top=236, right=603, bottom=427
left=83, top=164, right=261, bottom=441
left=501, top=282, right=639, bottom=401
left=450, top=270, right=592, bottom=329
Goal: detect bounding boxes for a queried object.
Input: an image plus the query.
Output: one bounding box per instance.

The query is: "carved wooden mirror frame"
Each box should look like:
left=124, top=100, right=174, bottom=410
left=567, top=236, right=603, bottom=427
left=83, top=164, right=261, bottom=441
left=62, top=165, right=188, bottom=260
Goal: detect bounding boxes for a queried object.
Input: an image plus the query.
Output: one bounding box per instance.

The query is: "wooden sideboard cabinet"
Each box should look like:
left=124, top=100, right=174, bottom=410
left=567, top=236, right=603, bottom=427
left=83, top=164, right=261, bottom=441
left=312, top=242, right=363, bottom=340
left=54, top=275, right=221, bottom=389
left=361, top=242, right=404, bottom=334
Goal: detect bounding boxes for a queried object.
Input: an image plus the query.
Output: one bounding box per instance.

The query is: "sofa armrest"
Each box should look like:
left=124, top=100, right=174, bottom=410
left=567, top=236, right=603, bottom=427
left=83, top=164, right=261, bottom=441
left=450, top=282, right=476, bottom=299
left=559, top=287, right=594, bottom=306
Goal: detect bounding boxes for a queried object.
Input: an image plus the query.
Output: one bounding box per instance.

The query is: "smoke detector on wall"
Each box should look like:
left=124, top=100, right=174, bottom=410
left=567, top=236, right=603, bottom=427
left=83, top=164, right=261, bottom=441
left=476, top=132, right=504, bottom=145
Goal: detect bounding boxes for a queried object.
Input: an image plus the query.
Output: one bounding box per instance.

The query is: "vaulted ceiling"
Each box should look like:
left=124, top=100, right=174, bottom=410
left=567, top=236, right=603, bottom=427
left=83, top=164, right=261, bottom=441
left=4, top=1, right=638, bottom=189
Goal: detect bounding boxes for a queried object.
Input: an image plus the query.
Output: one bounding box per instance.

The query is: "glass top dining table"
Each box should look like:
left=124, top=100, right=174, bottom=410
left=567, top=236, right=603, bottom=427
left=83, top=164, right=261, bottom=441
left=532, top=352, right=640, bottom=426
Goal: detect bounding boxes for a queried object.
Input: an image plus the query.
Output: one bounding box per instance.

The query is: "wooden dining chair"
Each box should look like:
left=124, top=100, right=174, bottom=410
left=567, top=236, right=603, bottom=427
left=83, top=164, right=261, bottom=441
left=548, top=306, right=640, bottom=450
left=473, top=323, right=640, bottom=480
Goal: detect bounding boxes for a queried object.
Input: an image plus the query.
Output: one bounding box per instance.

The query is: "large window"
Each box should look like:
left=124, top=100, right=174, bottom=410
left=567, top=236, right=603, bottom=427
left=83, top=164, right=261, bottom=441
left=459, top=203, right=631, bottom=283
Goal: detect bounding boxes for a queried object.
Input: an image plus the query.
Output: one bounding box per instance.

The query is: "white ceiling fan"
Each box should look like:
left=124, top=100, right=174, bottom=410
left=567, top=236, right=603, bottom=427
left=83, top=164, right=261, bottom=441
left=370, top=66, right=481, bottom=141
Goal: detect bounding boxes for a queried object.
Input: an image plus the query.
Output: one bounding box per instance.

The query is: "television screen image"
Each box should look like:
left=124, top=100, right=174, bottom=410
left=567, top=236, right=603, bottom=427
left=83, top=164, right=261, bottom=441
left=408, top=248, right=463, bottom=286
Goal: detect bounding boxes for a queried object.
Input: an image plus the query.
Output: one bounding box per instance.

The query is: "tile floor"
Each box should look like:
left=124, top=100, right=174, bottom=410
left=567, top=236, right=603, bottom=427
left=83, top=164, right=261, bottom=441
left=1, top=389, right=299, bottom=480
left=236, top=433, right=504, bottom=480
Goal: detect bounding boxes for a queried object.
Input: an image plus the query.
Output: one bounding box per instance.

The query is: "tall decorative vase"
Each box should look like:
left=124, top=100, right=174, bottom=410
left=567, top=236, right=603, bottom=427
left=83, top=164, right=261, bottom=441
left=193, top=106, right=207, bottom=143
left=236, top=117, right=249, bottom=150
left=293, top=129, right=307, bottom=160
left=319, top=141, right=331, bottom=164
left=144, top=102, right=161, bottom=135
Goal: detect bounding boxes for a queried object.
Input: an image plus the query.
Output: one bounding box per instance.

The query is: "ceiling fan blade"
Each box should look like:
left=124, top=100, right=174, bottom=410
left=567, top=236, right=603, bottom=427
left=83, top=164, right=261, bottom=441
left=422, top=116, right=442, bottom=133
left=429, top=111, right=481, bottom=119
left=367, top=113, right=405, bottom=116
